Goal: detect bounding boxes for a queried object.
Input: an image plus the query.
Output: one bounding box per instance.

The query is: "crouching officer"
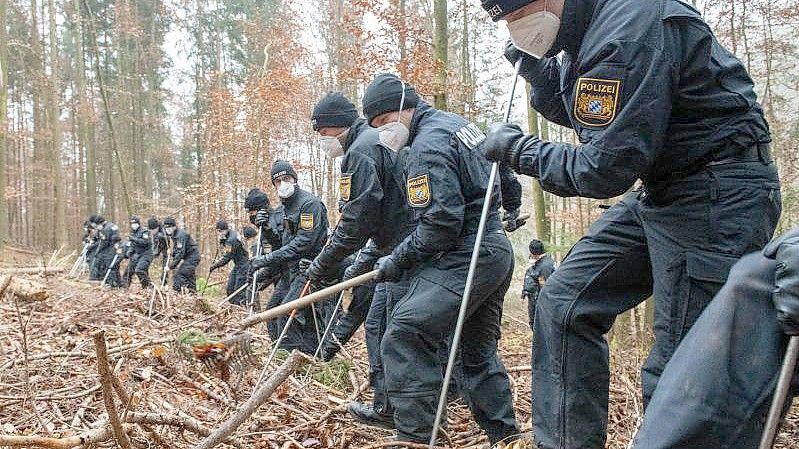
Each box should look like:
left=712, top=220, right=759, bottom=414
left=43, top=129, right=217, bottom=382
left=250, top=160, right=329, bottom=352
left=480, top=1, right=782, bottom=448
left=126, top=216, right=153, bottom=289
left=210, top=219, right=250, bottom=305
left=163, top=217, right=200, bottom=293
left=632, top=228, right=799, bottom=448
left=522, top=239, right=554, bottom=329
left=243, top=187, right=287, bottom=317
left=363, top=73, right=521, bottom=445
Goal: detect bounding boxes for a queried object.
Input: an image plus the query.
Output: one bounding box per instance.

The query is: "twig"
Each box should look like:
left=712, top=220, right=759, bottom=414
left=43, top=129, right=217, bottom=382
left=92, top=330, right=132, bottom=449
left=193, top=350, right=307, bottom=449
left=13, top=296, right=50, bottom=435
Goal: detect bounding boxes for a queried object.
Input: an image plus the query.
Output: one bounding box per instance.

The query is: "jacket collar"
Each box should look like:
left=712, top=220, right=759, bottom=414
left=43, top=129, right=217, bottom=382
left=547, top=0, right=597, bottom=58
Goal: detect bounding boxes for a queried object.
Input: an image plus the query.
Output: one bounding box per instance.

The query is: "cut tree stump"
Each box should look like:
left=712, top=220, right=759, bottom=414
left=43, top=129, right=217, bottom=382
left=0, top=275, right=49, bottom=301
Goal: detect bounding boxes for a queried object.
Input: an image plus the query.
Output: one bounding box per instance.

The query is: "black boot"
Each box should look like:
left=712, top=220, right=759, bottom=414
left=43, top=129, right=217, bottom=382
left=347, top=401, right=394, bottom=429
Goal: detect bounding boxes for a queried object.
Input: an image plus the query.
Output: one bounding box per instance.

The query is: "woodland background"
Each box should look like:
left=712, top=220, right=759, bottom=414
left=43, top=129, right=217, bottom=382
left=1, top=0, right=798, bottom=271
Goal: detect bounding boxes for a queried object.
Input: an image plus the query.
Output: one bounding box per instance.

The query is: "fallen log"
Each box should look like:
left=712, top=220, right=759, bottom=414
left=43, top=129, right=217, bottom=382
left=193, top=350, right=307, bottom=449
left=0, top=266, right=65, bottom=275
left=0, top=275, right=49, bottom=301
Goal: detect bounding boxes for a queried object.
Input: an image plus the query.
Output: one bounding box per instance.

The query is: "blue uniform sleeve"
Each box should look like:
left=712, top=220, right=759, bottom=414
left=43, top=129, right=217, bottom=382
left=513, top=40, right=671, bottom=199
left=392, top=139, right=464, bottom=266
left=269, top=200, right=327, bottom=266
left=314, top=151, right=384, bottom=270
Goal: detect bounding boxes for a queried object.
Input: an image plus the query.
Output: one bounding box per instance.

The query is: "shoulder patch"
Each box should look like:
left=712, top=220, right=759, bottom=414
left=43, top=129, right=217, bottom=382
left=574, top=77, right=621, bottom=127
left=407, top=174, right=431, bottom=208
left=339, top=175, right=352, bottom=201
left=455, top=123, right=486, bottom=150
left=300, top=213, right=315, bottom=231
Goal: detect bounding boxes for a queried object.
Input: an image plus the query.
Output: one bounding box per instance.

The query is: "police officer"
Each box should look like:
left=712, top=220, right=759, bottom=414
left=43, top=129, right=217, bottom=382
left=91, top=215, right=121, bottom=287
left=125, top=216, right=153, bottom=289
left=305, top=91, right=418, bottom=427
left=362, top=73, right=521, bottom=445
left=147, top=217, right=169, bottom=285
left=210, top=219, right=250, bottom=305
left=250, top=160, right=329, bottom=352
left=84, top=217, right=100, bottom=279
left=163, top=217, right=200, bottom=293
left=632, top=228, right=799, bottom=448
left=480, top=1, right=782, bottom=448
left=522, top=239, right=555, bottom=329
left=244, top=187, right=289, bottom=324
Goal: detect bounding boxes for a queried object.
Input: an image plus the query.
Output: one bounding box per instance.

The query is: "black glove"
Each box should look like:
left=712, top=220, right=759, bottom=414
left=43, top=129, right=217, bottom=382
left=254, top=209, right=270, bottom=227
left=298, top=258, right=313, bottom=272
left=504, top=40, right=545, bottom=81
left=375, top=255, right=403, bottom=283
left=250, top=254, right=272, bottom=271
left=771, top=236, right=799, bottom=335
left=342, top=264, right=360, bottom=282
left=304, top=258, right=327, bottom=285
left=169, top=261, right=178, bottom=271
left=503, top=208, right=527, bottom=232
left=483, top=123, right=524, bottom=166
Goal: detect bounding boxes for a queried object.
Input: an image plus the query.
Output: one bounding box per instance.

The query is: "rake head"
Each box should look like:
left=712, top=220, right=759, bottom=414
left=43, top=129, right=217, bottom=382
left=192, top=332, right=256, bottom=381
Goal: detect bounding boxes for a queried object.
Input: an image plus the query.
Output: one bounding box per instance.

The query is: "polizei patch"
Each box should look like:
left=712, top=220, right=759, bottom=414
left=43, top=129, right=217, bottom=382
left=300, top=213, right=314, bottom=231
left=339, top=175, right=352, bottom=201
left=407, top=174, right=431, bottom=208
left=574, top=77, right=621, bottom=127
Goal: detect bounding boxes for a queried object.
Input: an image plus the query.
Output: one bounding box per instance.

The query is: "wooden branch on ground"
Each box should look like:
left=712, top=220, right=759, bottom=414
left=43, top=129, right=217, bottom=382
left=193, top=350, right=307, bottom=449
left=0, top=267, right=64, bottom=275
left=0, top=425, right=130, bottom=449
left=92, top=330, right=132, bottom=449
left=0, top=275, right=49, bottom=301
left=0, top=275, right=11, bottom=297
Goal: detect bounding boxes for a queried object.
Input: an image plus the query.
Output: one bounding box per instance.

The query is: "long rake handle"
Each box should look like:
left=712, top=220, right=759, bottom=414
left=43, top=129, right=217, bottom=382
left=759, top=335, right=799, bottom=449
left=240, top=270, right=378, bottom=330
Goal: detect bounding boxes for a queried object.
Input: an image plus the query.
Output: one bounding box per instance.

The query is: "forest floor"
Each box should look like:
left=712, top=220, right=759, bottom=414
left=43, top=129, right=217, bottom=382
left=0, top=259, right=797, bottom=448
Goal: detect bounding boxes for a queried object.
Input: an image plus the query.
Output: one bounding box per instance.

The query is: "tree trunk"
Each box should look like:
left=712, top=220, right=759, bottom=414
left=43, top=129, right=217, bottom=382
left=525, top=83, right=550, bottom=243
left=48, top=0, right=65, bottom=245
left=0, top=0, right=7, bottom=250
left=432, top=0, right=447, bottom=110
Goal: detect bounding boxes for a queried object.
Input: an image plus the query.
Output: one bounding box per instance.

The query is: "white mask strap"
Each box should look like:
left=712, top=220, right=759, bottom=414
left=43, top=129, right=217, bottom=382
left=397, top=80, right=406, bottom=123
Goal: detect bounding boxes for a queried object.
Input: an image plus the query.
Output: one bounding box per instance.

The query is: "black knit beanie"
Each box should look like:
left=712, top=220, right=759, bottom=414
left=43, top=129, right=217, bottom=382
left=244, top=188, right=270, bottom=211
left=529, top=239, right=545, bottom=255
left=215, top=219, right=229, bottom=231
left=362, top=73, right=419, bottom=125
left=163, top=217, right=177, bottom=227
left=271, top=160, right=298, bottom=184
left=481, top=0, right=533, bottom=21
left=312, top=92, right=358, bottom=131
left=147, top=217, right=160, bottom=230
left=242, top=226, right=258, bottom=239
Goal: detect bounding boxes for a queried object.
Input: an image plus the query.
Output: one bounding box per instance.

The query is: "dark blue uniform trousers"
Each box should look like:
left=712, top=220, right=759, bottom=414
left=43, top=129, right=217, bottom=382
left=533, top=162, right=781, bottom=449
left=382, top=231, right=520, bottom=444
left=632, top=251, right=798, bottom=448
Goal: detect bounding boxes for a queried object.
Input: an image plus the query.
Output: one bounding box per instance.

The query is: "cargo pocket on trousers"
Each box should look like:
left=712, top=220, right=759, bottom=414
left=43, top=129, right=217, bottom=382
left=673, top=250, right=740, bottom=343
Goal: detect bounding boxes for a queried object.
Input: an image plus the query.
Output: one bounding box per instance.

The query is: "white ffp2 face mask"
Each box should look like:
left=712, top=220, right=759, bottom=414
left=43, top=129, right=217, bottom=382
left=277, top=182, right=296, bottom=199
left=377, top=80, right=410, bottom=152
left=131, top=223, right=140, bottom=231
left=507, top=1, right=561, bottom=59
left=320, top=136, right=345, bottom=159
left=378, top=122, right=410, bottom=152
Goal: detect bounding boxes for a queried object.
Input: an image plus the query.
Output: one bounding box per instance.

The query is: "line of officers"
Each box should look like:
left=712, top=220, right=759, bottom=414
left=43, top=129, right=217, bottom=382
left=81, top=214, right=201, bottom=292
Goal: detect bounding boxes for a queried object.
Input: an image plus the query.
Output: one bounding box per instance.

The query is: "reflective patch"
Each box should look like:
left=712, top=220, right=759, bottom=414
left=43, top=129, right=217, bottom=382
left=339, top=175, right=352, bottom=201
left=407, top=174, right=431, bottom=208
left=455, top=123, right=485, bottom=150
left=573, top=77, right=621, bottom=127
left=300, top=213, right=314, bottom=231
